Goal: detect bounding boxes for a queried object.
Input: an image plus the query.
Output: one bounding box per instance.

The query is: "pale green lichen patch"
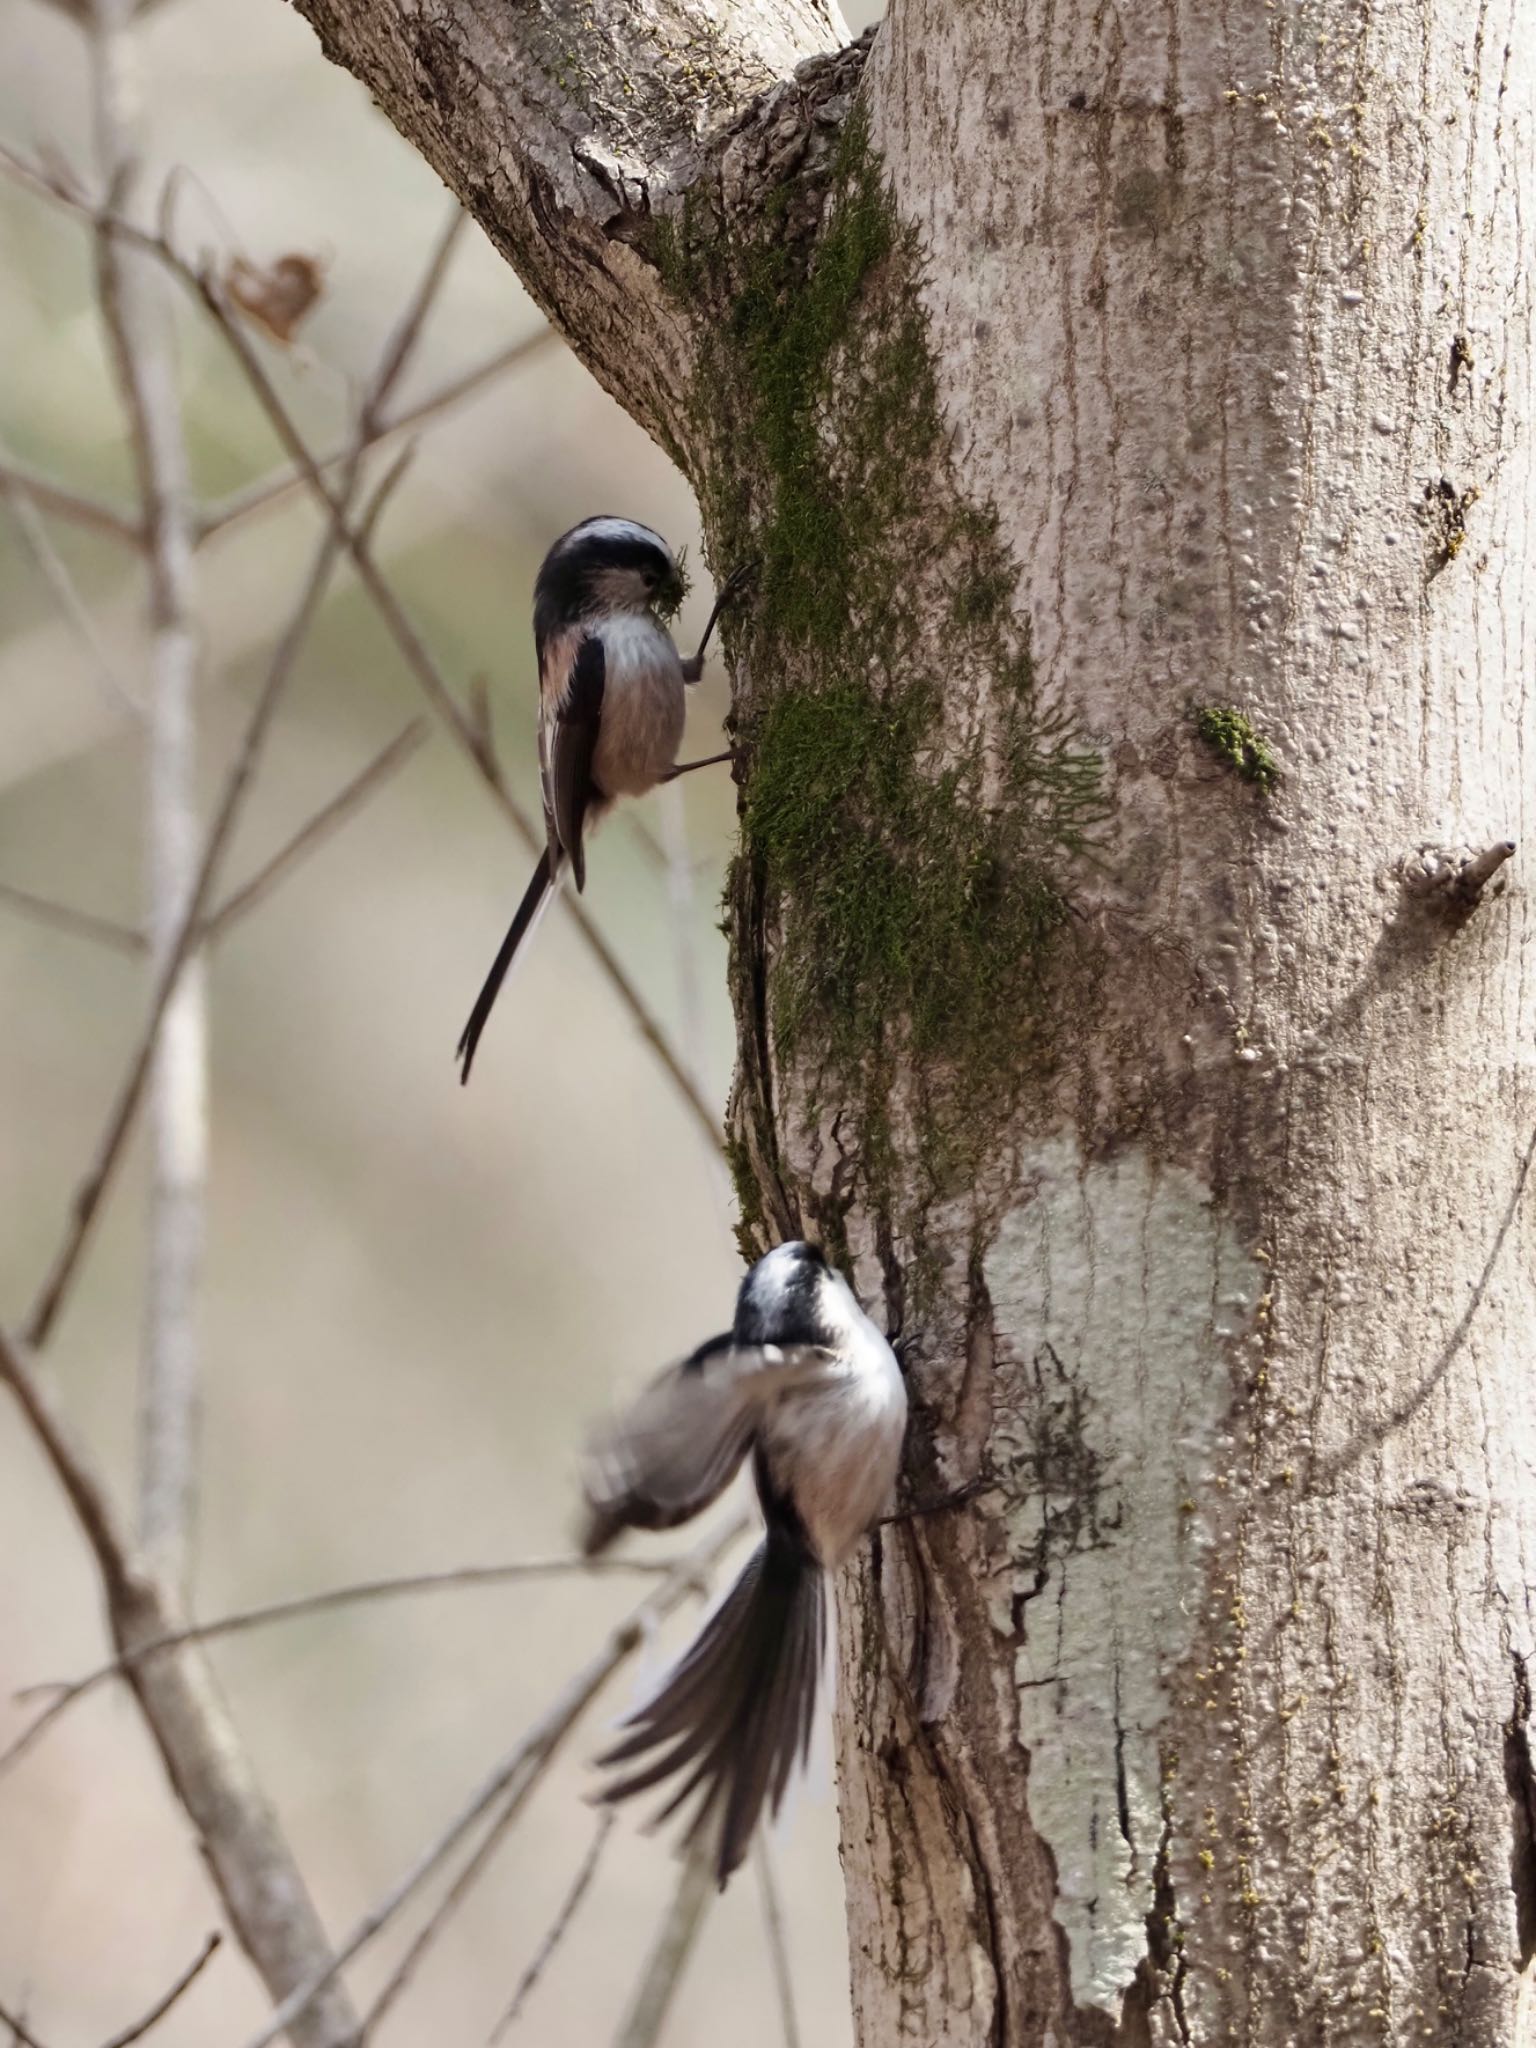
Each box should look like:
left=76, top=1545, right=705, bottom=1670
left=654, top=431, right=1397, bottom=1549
left=1194, top=705, right=1279, bottom=791
left=985, top=1134, right=1260, bottom=2017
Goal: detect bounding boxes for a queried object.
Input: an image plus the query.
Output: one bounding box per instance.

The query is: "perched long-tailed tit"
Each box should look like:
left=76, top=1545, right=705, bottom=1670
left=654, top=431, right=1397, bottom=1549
left=580, top=1241, right=908, bottom=1887
left=455, top=517, right=747, bottom=1082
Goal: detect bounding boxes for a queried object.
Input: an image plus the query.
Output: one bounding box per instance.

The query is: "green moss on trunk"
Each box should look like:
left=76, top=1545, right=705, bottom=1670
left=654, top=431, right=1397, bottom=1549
left=1194, top=706, right=1279, bottom=791
left=657, top=110, right=1104, bottom=1215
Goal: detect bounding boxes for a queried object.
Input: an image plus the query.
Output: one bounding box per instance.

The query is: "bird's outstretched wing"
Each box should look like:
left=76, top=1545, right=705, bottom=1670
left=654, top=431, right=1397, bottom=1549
left=580, top=1336, right=835, bottom=1554
left=545, top=633, right=604, bottom=891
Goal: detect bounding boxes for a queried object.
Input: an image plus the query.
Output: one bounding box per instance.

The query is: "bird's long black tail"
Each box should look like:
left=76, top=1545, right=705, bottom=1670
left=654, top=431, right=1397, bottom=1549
left=597, top=1534, right=824, bottom=1886
left=455, top=851, right=558, bottom=1083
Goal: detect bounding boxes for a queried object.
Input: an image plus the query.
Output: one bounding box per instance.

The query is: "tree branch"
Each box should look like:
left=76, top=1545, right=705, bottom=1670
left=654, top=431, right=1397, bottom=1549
left=0, top=444, right=143, bottom=720
left=2, top=1553, right=683, bottom=1779
left=0, top=455, right=141, bottom=547
left=0, top=1309, right=360, bottom=2048
left=202, top=720, right=429, bottom=941
left=610, top=1843, right=715, bottom=2048
left=485, top=1812, right=615, bottom=2044
left=0, top=1933, right=220, bottom=2048
left=239, top=1513, right=749, bottom=2048
left=754, top=1838, right=801, bottom=2048
left=87, top=0, right=210, bottom=1588
left=0, top=881, right=143, bottom=955
left=195, top=329, right=557, bottom=543
left=283, top=0, right=846, bottom=437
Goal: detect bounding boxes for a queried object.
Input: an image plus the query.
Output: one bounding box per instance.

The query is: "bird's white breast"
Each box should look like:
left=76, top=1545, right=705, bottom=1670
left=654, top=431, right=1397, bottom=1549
left=590, top=614, right=686, bottom=798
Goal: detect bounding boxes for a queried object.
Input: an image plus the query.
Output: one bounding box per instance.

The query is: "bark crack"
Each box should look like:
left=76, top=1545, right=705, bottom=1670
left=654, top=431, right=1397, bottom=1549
left=1503, top=1651, right=1536, bottom=1964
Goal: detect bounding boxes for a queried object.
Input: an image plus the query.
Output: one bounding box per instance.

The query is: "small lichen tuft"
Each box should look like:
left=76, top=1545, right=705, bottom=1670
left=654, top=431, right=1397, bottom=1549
left=1194, top=706, right=1280, bottom=792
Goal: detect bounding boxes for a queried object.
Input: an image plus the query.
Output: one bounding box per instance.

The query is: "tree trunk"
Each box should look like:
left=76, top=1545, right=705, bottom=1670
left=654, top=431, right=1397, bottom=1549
left=287, top=1, right=1536, bottom=2041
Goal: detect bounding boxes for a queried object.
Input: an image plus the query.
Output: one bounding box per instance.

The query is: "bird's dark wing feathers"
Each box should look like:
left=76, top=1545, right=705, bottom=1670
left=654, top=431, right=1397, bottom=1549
left=597, top=1534, right=825, bottom=1886
left=578, top=1340, right=834, bottom=1556
left=547, top=633, right=604, bottom=892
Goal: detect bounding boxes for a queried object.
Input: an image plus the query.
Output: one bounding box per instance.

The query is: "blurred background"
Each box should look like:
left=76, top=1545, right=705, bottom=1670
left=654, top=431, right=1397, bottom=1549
left=0, top=1, right=877, bottom=2041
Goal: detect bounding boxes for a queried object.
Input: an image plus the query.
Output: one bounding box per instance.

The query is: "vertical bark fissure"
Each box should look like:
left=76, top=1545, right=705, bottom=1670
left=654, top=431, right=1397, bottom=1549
left=1505, top=1654, right=1536, bottom=1966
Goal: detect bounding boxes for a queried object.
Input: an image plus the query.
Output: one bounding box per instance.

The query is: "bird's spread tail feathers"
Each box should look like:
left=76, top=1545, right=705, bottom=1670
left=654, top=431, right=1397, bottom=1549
left=597, top=1536, right=824, bottom=1886
left=455, top=851, right=562, bottom=1083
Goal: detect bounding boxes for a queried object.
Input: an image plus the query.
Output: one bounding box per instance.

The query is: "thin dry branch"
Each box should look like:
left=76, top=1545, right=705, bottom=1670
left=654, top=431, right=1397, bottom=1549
left=203, top=720, right=429, bottom=939
left=0, top=727, right=426, bottom=960
left=8, top=200, right=473, bottom=2048
left=89, top=0, right=210, bottom=1584
left=611, top=1843, right=716, bottom=2048
left=0, top=452, right=142, bottom=718
left=0, top=2007, right=41, bottom=2048
left=241, top=1514, right=750, bottom=2048
left=21, top=467, right=383, bottom=1349
left=0, top=1310, right=359, bottom=2048
left=0, top=881, right=143, bottom=955
left=0, top=1932, right=219, bottom=2048
left=20, top=213, right=445, bottom=1352
left=0, top=454, right=141, bottom=547
left=358, top=1783, right=523, bottom=2038
left=2, top=1553, right=682, bottom=1779
left=754, top=1838, right=801, bottom=2048
left=0, top=1322, right=138, bottom=1601
left=98, top=1933, right=221, bottom=2048
left=195, top=331, right=557, bottom=542
left=486, top=1812, right=616, bottom=2044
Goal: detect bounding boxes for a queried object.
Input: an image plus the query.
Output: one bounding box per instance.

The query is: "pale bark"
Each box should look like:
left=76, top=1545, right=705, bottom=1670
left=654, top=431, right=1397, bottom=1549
left=287, top=2, right=1536, bottom=2044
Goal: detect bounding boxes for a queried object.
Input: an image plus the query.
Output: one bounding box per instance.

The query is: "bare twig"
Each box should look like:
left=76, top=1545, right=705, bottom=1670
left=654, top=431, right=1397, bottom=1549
left=2, top=1554, right=682, bottom=1778
left=240, top=1514, right=750, bottom=2048
left=0, top=2005, right=43, bottom=2048
left=98, top=1932, right=221, bottom=2048
left=0, top=1933, right=219, bottom=2048
left=22, top=472, right=369, bottom=1349
left=1455, top=838, right=1516, bottom=902
left=195, top=331, right=557, bottom=542
left=21, top=287, right=434, bottom=1354
left=611, top=1843, right=716, bottom=2048
left=0, top=454, right=142, bottom=717
left=360, top=205, right=468, bottom=432
left=87, top=0, right=209, bottom=1584
left=0, top=1322, right=138, bottom=1602
left=0, top=1309, right=359, bottom=2048
left=203, top=721, right=429, bottom=939
left=754, top=1838, right=801, bottom=2048
left=9, top=196, right=472, bottom=2048
left=0, top=881, right=143, bottom=955
left=0, top=726, right=425, bottom=961
left=358, top=1786, right=522, bottom=2038
left=0, top=455, right=141, bottom=547
left=486, top=1812, right=616, bottom=2044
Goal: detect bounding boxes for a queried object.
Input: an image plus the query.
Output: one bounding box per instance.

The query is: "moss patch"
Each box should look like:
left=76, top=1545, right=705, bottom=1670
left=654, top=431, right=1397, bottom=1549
left=657, top=110, right=1103, bottom=1202
left=1194, top=706, right=1279, bottom=792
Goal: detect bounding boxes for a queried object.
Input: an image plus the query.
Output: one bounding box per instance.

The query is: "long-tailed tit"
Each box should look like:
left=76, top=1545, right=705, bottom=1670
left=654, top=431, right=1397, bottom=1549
left=580, top=1241, right=908, bottom=1886
left=455, top=517, right=747, bottom=1081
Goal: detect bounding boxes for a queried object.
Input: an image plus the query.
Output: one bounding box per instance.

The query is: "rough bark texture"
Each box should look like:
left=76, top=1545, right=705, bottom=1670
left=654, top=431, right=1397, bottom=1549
left=288, top=1, right=1536, bottom=2042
